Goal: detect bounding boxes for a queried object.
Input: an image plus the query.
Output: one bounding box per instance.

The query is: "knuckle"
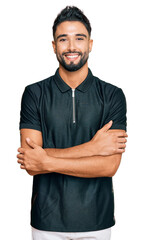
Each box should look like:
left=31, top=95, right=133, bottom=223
left=113, top=132, right=117, bottom=138
left=119, top=149, right=124, bottom=153
left=111, top=132, right=115, bottom=137
left=113, top=146, right=116, bottom=153
left=25, top=163, right=28, bottom=170
left=122, top=143, right=126, bottom=148
left=114, top=136, right=117, bottom=143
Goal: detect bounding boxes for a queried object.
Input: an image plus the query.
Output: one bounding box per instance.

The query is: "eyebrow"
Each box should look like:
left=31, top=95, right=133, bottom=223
left=56, top=33, right=87, bottom=40
left=76, top=34, right=87, bottom=38
left=56, top=34, right=67, bottom=40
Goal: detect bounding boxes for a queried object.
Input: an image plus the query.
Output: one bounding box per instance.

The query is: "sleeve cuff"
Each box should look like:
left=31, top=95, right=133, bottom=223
left=110, top=124, right=127, bottom=131
left=19, top=123, right=42, bottom=132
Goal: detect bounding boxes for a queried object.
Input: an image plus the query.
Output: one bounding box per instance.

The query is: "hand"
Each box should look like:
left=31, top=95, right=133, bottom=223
left=17, top=138, right=51, bottom=172
left=90, top=120, right=128, bottom=156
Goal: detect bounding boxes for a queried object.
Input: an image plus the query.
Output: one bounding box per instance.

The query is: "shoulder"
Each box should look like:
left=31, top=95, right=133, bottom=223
left=26, top=75, right=53, bottom=92
left=23, top=74, right=54, bottom=100
left=93, top=75, right=126, bottom=102
left=94, top=75, right=119, bottom=92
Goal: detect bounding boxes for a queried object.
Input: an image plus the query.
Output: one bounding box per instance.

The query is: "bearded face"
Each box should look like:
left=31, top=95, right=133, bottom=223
left=53, top=21, right=93, bottom=72
left=55, top=49, right=89, bottom=72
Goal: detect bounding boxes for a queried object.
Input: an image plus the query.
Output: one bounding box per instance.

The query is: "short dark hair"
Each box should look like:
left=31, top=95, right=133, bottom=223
left=53, top=6, right=92, bottom=39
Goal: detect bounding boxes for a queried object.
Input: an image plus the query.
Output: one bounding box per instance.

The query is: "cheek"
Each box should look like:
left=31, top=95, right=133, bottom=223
left=56, top=43, right=68, bottom=52
left=83, top=49, right=90, bottom=57
left=76, top=41, right=89, bottom=48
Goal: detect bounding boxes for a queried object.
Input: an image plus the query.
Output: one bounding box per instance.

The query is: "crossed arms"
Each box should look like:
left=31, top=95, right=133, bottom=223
left=17, top=120, right=128, bottom=178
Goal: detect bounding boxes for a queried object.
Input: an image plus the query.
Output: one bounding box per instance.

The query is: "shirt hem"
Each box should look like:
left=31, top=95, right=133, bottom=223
left=30, top=221, right=115, bottom=233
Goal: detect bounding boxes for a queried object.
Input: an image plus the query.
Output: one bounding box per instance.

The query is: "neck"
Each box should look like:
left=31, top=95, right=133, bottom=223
left=59, top=63, right=89, bottom=89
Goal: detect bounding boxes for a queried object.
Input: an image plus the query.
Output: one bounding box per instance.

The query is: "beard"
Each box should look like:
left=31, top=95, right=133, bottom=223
left=56, top=50, right=89, bottom=72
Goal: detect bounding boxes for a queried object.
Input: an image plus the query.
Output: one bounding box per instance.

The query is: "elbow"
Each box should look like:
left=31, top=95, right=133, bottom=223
left=26, top=170, right=35, bottom=176
left=107, top=168, right=118, bottom=177
left=107, top=154, right=122, bottom=177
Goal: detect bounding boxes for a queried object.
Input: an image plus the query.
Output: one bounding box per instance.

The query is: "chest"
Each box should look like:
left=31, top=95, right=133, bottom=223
left=42, top=89, right=103, bottom=128
left=39, top=88, right=105, bottom=148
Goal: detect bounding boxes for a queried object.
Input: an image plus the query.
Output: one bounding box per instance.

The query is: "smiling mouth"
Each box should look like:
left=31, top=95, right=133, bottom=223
left=64, top=53, right=80, bottom=61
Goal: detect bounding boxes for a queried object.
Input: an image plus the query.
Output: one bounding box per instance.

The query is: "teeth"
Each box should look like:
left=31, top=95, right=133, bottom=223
left=66, top=55, right=79, bottom=59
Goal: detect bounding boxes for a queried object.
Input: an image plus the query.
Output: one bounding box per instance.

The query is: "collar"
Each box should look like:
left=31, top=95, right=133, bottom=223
left=54, top=68, right=94, bottom=93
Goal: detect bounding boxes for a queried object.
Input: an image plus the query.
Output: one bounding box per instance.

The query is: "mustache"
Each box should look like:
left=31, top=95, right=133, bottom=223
left=62, top=51, right=82, bottom=56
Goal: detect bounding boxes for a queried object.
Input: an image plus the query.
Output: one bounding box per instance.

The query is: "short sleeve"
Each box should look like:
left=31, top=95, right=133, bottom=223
left=19, top=86, right=41, bottom=131
left=104, top=88, right=127, bottom=131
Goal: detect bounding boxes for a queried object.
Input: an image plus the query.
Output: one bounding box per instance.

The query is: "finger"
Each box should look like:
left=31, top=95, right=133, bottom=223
left=118, top=138, right=127, bottom=143
left=118, top=143, right=126, bottom=149
left=26, top=138, right=37, bottom=149
left=20, top=165, right=26, bottom=169
left=17, top=147, right=24, bottom=153
left=17, top=159, right=24, bottom=164
left=17, top=153, right=24, bottom=159
left=117, top=132, right=128, bottom=138
left=117, top=148, right=125, bottom=153
left=101, top=120, right=113, bottom=132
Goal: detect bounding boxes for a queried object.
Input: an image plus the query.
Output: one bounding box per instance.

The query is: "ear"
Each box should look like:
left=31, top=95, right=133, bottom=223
left=52, top=40, right=56, bottom=54
left=89, top=39, right=93, bottom=52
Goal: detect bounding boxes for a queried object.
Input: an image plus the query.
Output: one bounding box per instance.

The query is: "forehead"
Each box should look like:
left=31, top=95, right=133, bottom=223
left=55, top=21, right=89, bottom=37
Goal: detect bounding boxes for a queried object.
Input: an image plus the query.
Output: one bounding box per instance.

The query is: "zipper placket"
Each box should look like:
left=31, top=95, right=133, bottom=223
left=72, top=89, right=76, bottom=124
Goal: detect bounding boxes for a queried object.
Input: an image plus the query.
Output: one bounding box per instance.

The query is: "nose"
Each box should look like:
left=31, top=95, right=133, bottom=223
left=67, top=38, right=76, bottom=52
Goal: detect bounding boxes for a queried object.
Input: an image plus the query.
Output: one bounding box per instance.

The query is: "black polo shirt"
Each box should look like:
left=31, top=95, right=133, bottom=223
left=19, top=68, right=127, bottom=232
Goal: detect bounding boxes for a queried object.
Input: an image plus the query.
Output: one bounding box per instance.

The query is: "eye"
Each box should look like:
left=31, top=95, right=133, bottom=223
left=59, top=38, right=67, bottom=42
left=76, top=38, right=84, bottom=41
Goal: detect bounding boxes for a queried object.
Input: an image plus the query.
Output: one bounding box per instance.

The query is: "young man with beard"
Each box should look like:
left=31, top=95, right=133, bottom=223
left=17, top=6, right=127, bottom=240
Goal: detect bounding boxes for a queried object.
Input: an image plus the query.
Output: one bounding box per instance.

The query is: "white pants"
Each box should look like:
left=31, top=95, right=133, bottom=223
left=32, top=227, right=111, bottom=240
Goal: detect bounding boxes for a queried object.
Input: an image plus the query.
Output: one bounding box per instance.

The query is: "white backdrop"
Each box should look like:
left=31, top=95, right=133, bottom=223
left=0, top=0, right=144, bottom=239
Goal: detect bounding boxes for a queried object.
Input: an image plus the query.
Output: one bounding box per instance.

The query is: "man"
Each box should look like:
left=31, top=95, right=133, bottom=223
left=17, top=6, right=127, bottom=240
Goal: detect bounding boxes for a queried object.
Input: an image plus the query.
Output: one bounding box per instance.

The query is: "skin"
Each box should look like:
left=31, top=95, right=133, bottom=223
left=17, top=21, right=128, bottom=177
left=52, top=21, right=93, bottom=88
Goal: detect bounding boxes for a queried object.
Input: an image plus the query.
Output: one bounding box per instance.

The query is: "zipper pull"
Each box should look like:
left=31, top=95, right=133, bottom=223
left=72, top=89, right=76, bottom=124
left=72, top=88, right=75, bottom=97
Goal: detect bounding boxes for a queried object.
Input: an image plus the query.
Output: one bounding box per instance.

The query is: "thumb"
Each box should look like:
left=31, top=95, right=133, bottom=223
left=101, top=120, right=113, bottom=132
left=26, top=138, right=37, bottom=149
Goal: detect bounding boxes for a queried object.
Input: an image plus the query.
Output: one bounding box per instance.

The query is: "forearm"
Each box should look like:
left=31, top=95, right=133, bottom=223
left=26, top=142, right=93, bottom=175
left=44, top=128, right=127, bottom=159
left=44, top=141, right=94, bottom=159
left=47, top=154, right=121, bottom=178
left=18, top=127, right=126, bottom=176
